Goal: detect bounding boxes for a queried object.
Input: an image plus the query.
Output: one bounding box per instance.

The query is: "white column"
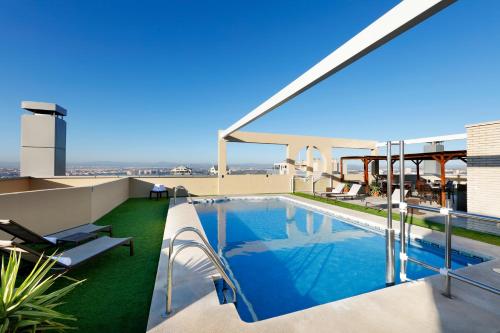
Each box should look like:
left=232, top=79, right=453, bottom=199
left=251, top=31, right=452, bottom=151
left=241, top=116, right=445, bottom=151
left=306, top=146, right=314, bottom=177
left=217, top=133, right=227, bottom=177
left=286, top=145, right=297, bottom=176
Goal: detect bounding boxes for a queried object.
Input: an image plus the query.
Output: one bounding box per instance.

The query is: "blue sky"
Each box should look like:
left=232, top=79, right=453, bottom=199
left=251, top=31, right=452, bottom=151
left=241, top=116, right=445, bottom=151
left=0, top=0, right=499, bottom=165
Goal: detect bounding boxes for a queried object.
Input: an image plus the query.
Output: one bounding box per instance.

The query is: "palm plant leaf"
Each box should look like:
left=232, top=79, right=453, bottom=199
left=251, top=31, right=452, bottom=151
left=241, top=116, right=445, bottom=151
left=0, top=250, right=83, bottom=333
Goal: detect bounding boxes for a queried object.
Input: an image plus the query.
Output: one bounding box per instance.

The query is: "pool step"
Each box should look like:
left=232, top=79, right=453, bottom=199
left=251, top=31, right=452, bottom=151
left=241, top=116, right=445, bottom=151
left=214, top=277, right=236, bottom=304
left=222, top=288, right=236, bottom=303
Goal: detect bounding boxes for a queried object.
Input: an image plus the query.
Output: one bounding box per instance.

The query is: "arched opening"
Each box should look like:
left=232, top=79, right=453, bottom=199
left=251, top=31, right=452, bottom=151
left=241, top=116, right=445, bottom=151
left=294, top=146, right=325, bottom=177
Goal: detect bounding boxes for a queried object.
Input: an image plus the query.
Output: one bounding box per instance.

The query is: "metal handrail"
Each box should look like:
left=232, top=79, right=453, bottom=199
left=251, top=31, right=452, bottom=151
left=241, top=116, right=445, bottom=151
left=401, top=202, right=500, bottom=297
left=173, top=185, right=192, bottom=204
left=166, top=241, right=237, bottom=314
left=168, top=228, right=232, bottom=286
left=168, top=227, right=220, bottom=265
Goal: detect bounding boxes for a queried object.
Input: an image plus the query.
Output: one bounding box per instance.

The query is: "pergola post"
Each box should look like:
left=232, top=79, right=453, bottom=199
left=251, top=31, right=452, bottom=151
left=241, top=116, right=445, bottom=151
left=432, top=153, right=452, bottom=207
left=439, top=156, right=447, bottom=207
left=413, top=160, right=422, bottom=180
left=340, top=158, right=344, bottom=181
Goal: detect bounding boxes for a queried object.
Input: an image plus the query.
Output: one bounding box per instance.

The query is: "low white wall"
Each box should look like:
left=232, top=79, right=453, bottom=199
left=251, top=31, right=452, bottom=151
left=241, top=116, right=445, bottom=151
left=129, top=177, right=218, bottom=197
left=90, top=178, right=130, bottom=221
left=0, top=187, right=92, bottom=237
left=0, top=178, right=130, bottom=238
left=218, top=174, right=291, bottom=195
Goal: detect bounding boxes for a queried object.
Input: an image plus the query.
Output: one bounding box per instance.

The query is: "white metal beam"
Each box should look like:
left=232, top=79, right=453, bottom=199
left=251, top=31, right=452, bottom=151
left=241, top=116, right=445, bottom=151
left=220, top=0, right=455, bottom=139
left=375, top=133, right=467, bottom=147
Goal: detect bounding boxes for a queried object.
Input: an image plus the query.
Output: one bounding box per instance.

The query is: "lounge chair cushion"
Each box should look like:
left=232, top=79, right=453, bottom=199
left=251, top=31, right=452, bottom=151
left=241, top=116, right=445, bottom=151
left=47, top=224, right=111, bottom=241
left=58, top=236, right=131, bottom=267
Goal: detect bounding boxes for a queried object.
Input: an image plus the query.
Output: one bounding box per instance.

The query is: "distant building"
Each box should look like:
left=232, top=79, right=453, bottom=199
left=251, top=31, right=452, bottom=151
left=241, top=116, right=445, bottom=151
left=209, top=165, right=230, bottom=175
left=331, top=158, right=339, bottom=173
left=273, top=162, right=288, bottom=175
left=171, top=165, right=192, bottom=175
left=273, top=158, right=338, bottom=175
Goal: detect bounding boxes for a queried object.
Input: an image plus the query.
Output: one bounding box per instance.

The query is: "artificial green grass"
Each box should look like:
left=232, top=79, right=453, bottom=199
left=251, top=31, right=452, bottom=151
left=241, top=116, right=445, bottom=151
left=293, top=192, right=500, bottom=247
left=57, top=198, right=168, bottom=333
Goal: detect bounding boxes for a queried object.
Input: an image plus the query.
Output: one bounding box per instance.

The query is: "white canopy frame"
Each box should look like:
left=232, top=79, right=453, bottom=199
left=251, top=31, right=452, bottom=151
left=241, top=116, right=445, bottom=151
left=220, top=0, right=456, bottom=139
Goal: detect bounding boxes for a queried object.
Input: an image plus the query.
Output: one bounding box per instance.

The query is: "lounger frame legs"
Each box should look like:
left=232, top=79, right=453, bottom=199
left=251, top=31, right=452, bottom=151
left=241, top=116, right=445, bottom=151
left=126, top=239, right=134, bottom=256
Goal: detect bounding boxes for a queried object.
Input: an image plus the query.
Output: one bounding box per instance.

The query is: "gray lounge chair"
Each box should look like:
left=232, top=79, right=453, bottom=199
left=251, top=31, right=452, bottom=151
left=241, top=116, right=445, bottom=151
left=0, top=237, right=133, bottom=271
left=0, top=219, right=112, bottom=245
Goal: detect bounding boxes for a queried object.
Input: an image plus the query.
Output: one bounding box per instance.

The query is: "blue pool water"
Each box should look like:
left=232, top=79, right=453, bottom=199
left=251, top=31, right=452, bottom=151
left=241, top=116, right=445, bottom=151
left=194, top=197, right=484, bottom=322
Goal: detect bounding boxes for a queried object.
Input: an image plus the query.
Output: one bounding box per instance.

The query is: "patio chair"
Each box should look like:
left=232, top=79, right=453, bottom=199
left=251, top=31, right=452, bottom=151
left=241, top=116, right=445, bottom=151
left=149, top=184, right=168, bottom=200
left=0, top=219, right=112, bottom=246
left=416, top=181, right=437, bottom=204
left=0, top=237, right=133, bottom=271
left=365, top=189, right=409, bottom=211
left=328, top=184, right=363, bottom=200
left=315, top=183, right=345, bottom=197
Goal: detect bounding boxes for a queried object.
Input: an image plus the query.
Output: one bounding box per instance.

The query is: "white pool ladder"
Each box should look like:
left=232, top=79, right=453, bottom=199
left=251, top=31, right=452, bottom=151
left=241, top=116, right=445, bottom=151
left=164, top=227, right=237, bottom=315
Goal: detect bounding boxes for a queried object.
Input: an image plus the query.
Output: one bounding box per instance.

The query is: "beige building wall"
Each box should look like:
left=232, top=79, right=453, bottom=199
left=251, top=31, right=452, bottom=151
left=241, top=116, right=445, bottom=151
left=313, top=177, right=332, bottom=193
left=466, top=120, right=500, bottom=222
left=293, top=177, right=313, bottom=193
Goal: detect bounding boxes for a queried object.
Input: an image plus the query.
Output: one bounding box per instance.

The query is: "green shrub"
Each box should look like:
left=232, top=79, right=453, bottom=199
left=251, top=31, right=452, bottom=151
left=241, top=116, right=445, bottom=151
left=0, top=250, right=83, bottom=333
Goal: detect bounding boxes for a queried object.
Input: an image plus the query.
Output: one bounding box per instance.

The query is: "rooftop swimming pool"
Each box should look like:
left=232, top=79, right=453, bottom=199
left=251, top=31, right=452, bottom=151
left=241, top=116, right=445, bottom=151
left=194, top=197, right=485, bottom=322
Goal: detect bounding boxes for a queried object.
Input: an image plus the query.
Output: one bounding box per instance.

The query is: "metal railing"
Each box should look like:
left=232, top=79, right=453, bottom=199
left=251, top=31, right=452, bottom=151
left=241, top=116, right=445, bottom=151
left=173, top=185, right=192, bottom=204
left=401, top=202, right=500, bottom=297
left=165, top=227, right=237, bottom=315
left=386, top=139, right=499, bottom=298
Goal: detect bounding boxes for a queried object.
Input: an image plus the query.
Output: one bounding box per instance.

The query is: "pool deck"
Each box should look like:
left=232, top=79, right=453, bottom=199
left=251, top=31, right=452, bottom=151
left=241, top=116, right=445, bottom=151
left=146, top=195, right=500, bottom=333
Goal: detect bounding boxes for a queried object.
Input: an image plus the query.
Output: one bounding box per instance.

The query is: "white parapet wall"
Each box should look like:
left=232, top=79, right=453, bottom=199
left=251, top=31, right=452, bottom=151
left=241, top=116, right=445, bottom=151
left=466, top=120, right=500, bottom=223
left=0, top=178, right=129, bottom=238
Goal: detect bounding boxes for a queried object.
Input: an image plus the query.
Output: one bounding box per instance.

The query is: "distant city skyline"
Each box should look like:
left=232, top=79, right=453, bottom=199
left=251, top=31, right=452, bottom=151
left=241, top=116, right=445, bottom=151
left=1, top=1, right=499, bottom=164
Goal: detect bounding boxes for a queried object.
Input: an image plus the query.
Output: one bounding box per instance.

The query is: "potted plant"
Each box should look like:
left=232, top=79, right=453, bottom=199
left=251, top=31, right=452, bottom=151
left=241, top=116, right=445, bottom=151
left=370, top=183, right=381, bottom=197
left=0, top=251, right=83, bottom=332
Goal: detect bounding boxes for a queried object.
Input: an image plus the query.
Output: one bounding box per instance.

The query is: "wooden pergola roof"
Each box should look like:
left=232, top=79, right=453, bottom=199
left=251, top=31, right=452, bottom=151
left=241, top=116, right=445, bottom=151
left=340, top=150, right=467, bottom=163
left=340, top=150, right=467, bottom=205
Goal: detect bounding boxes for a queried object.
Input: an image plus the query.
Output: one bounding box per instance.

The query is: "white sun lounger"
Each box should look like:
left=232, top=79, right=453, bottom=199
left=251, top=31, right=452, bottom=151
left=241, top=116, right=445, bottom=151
left=316, top=183, right=345, bottom=197
left=328, top=183, right=363, bottom=200
left=0, top=236, right=133, bottom=271
left=0, top=219, right=112, bottom=245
